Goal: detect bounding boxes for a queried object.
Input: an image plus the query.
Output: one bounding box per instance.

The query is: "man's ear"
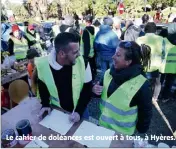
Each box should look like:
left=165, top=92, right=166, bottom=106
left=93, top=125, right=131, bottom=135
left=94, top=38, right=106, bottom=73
left=126, top=60, right=132, bottom=66
left=59, top=50, right=66, bottom=58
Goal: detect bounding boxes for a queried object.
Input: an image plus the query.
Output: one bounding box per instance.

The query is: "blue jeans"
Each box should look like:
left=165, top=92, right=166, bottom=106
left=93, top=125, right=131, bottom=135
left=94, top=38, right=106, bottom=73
left=96, top=55, right=113, bottom=79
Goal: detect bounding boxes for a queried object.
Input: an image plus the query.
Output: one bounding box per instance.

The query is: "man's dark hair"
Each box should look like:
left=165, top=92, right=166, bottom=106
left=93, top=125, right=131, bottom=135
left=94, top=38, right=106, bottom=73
left=159, top=28, right=168, bottom=38
left=85, top=15, right=93, bottom=24
left=144, top=22, right=157, bottom=33
left=24, top=21, right=29, bottom=26
left=93, top=19, right=101, bottom=27
left=142, top=14, right=149, bottom=24
left=54, top=32, right=79, bottom=53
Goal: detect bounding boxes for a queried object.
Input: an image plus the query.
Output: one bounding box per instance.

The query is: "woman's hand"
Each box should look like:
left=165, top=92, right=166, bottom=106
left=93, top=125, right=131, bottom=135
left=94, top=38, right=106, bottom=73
left=92, top=81, right=103, bottom=95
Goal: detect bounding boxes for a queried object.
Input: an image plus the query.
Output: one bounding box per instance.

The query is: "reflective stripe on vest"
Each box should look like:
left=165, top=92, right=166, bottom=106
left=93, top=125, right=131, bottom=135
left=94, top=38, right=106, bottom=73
left=136, top=34, right=163, bottom=72
left=167, top=60, right=176, bottom=63
left=101, top=115, right=137, bottom=128
left=167, top=53, right=176, bottom=56
left=160, top=38, right=176, bottom=73
left=99, top=69, right=146, bottom=135
left=11, top=36, right=28, bottom=60
left=35, top=55, right=85, bottom=110
left=80, top=28, right=95, bottom=58
left=100, top=99, right=137, bottom=116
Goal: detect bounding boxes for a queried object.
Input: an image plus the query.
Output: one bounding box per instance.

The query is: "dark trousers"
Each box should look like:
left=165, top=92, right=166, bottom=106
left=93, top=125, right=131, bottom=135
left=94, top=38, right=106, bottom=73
left=88, top=56, right=97, bottom=81
left=162, top=74, right=176, bottom=99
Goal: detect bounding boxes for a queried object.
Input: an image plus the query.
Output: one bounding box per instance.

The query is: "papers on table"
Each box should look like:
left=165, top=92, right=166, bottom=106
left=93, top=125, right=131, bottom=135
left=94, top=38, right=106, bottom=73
left=39, top=109, right=73, bottom=135
left=25, top=138, right=49, bottom=148
left=73, top=121, right=115, bottom=148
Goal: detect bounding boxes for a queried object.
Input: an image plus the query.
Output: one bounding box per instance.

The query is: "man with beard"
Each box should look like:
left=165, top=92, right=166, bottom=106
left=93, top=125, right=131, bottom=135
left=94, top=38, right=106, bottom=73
left=33, top=32, right=92, bottom=123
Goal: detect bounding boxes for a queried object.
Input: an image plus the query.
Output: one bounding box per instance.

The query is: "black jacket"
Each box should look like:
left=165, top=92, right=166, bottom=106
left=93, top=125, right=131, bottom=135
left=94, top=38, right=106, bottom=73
left=98, top=64, right=152, bottom=133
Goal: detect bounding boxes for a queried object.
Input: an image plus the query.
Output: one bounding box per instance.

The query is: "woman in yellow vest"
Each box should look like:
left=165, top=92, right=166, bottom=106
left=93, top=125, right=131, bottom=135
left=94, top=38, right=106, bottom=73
left=8, top=24, right=29, bottom=61
left=25, top=24, right=43, bottom=54
left=93, top=41, right=152, bottom=135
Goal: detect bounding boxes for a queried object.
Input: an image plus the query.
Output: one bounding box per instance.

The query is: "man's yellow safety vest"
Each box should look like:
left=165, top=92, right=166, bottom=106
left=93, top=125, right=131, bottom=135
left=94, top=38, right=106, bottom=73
left=136, top=33, right=163, bottom=72
left=35, top=55, right=85, bottom=110
left=99, top=69, right=146, bottom=135
left=25, top=32, right=43, bottom=53
left=80, top=28, right=95, bottom=58
left=160, top=38, right=176, bottom=74
left=11, top=36, right=29, bottom=60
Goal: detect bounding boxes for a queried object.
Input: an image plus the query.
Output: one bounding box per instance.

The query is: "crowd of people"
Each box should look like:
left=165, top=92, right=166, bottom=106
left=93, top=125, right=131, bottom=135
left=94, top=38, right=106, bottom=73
left=1, top=12, right=176, bottom=136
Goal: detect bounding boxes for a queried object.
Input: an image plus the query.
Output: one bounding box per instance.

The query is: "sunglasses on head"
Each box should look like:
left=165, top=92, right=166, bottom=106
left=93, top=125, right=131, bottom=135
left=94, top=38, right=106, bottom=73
left=120, top=41, right=132, bottom=48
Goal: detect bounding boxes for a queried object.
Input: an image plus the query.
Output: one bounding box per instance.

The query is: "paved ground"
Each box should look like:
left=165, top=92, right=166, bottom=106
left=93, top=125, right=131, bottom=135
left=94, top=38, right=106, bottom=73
left=88, top=96, right=176, bottom=147
left=135, top=98, right=176, bottom=147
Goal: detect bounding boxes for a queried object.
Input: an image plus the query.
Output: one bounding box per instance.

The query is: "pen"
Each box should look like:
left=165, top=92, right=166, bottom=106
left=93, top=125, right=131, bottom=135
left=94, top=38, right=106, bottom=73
left=71, top=110, right=75, bottom=116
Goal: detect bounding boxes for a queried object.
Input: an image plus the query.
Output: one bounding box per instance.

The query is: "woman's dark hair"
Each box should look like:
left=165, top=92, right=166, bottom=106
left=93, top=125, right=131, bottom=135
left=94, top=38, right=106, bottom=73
left=119, top=41, right=151, bottom=71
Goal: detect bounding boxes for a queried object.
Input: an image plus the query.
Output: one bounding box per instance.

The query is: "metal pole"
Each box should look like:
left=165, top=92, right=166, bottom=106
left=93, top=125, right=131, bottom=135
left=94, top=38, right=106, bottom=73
left=144, top=0, right=147, bottom=12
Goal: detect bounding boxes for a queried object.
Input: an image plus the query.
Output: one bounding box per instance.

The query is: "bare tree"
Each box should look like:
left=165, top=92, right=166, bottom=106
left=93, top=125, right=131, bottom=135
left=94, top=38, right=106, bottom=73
left=23, top=0, right=48, bottom=20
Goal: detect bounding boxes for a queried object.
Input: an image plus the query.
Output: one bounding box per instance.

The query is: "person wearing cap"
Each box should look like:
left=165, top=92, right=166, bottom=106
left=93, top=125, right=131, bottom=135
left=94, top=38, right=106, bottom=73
left=160, top=23, right=176, bottom=102
left=8, top=24, right=30, bottom=61
left=80, top=15, right=96, bottom=80
left=33, top=32, right=92, bottom=122
left=94, top=16, right=119, bottom=80
left=136, top=22, right=164, bottom=102
left=92, top=41, right=152, bottom=135
left=25, top=24, right=43, bottom=54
